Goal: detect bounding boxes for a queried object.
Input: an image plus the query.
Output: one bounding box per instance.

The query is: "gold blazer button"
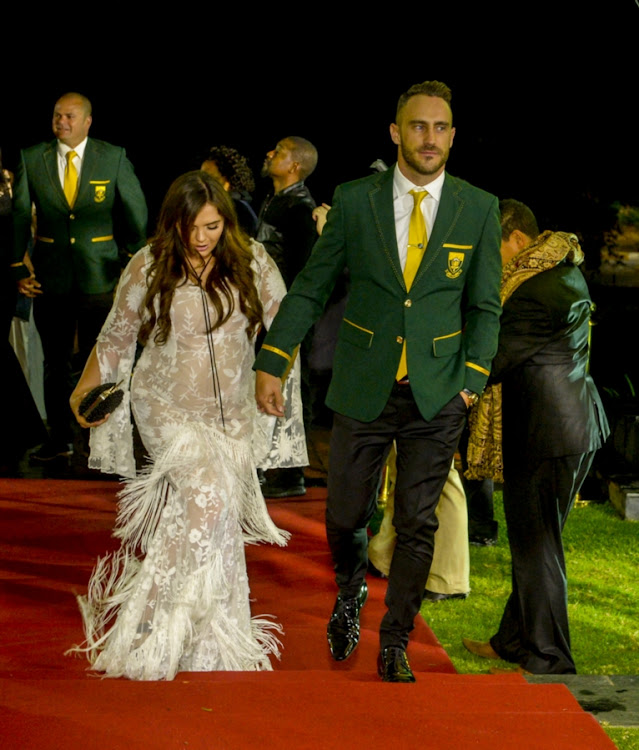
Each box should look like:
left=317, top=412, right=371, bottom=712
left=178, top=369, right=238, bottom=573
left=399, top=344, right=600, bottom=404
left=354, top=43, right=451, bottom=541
left=69, top=213, right=75, bottom=220
left=396, top=336, right=404, bottom=344
left=70, top=237, right=76, bottom=244
left=404, top=299, right=412, bottom=307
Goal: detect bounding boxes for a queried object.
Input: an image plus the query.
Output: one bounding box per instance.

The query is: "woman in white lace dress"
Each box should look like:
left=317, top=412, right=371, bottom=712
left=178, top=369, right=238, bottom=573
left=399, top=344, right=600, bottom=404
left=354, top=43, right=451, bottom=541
left=69, top=172, right=306, bottom=680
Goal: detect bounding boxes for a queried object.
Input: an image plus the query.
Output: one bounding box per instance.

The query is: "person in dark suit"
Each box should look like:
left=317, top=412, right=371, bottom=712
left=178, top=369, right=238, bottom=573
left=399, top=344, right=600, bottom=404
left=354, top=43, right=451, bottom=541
left=463, top=199, right=609, bottom=674
left=10, top=92, right=148, bottom=460
left=255, top=80, right=502, bottom=682
left=1, top=150, right=48, bottom=473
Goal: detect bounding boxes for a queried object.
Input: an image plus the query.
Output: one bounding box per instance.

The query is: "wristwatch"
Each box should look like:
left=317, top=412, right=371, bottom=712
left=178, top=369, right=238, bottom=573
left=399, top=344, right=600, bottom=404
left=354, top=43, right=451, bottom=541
left=462, top=388, right=479, bottom=407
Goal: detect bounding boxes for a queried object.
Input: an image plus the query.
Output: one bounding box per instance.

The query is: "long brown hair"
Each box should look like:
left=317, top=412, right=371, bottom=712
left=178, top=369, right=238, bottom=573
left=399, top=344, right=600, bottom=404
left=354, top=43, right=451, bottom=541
left=138, top=171, right=263, bottom=346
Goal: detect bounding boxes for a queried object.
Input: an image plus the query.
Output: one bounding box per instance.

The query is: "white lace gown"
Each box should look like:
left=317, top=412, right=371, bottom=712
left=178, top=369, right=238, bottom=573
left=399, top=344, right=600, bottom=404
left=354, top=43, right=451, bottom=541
left=75, top=241, right=307, bottom=681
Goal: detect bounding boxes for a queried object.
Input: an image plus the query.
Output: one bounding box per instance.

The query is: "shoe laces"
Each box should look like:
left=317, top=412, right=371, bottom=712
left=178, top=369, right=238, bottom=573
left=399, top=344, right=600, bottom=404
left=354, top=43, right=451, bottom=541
left=331, top=596, right=359, bottom=631
left=385, top=646, right=407, bottom=666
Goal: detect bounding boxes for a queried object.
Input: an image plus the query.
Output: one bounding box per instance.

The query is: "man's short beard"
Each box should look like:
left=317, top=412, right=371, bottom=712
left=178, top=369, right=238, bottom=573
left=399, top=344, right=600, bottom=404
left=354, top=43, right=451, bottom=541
left=260, top=160, right=271, bottom=178
left=402, top=144, right=447, bottom=176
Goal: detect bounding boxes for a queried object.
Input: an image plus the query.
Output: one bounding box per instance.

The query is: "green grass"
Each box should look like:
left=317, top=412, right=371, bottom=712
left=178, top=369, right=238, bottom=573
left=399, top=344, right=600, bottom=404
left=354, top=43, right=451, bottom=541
left=605, top=728, right=639, bottom=750
left=420, top=492, right=638, bottom=749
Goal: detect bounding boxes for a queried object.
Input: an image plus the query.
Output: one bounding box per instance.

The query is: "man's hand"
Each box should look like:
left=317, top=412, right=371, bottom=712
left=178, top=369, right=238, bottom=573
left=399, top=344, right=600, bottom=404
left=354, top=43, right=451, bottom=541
left=256, top=370, right=285, bottom=417
left=17, top=274, right=42, bottom=298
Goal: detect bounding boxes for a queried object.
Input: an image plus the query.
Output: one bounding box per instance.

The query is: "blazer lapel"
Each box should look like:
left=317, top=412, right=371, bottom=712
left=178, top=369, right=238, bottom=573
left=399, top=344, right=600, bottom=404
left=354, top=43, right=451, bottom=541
left=75, top=139, right=97, bottom=207
left=413, top=173, right=463, bottom=286
left=368, top=169, right=404, bottom=288
left=42, top=141, right=68, bottom=209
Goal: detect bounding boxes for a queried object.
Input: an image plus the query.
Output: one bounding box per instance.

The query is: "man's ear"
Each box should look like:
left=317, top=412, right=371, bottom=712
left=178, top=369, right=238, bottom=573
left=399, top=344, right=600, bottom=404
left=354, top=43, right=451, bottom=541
left=513, top=229, right=531, bottom=250
left=390, top=123, right=400, bottom=146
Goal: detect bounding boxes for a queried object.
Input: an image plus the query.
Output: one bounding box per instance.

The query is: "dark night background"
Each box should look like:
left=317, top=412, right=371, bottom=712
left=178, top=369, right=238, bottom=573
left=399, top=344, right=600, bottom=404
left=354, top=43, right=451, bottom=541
left=3, top=9, right=638, bottom=246
left=3, top=8, right=639, bottom=404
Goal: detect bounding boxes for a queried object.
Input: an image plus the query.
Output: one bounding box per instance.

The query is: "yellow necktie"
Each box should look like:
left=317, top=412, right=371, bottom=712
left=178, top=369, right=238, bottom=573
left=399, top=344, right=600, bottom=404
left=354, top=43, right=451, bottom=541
left=396, top=189, right=428, bottom=380
left=64, top=150, right=78, bottom=207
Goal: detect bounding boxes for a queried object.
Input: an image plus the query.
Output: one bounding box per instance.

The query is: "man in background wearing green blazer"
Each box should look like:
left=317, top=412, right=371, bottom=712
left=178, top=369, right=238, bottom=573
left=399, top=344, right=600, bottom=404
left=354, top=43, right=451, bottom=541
left=11, top=92, right=147, bottom=460
left=255, top=81, right=502, bottom=681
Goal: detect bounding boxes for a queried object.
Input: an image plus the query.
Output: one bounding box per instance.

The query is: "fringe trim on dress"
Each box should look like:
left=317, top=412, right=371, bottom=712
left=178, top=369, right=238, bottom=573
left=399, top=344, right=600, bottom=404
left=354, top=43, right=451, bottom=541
left=114, top=422, right=289, bottom=551
left=68, top=422, right=289, bottom=680
left=70, top=547, right=284, bottom=680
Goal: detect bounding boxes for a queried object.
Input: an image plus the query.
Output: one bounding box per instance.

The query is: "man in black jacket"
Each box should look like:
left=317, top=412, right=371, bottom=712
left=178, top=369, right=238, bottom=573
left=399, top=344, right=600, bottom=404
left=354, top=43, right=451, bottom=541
left=463, top=199, right=609, bottom=674
left=257, top=136, right=317, bottom=289
left=256, top=136, right=318, bottom=497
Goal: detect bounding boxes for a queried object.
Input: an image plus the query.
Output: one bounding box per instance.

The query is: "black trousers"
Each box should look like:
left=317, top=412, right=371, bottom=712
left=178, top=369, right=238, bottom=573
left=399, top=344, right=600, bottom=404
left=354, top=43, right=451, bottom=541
left=33, top=291, right=113, bottom=443
left=459, top=425, right=497, bottom=539
left=490, top=450, right=596, bottom=674
left=327, top=384, right=467, bottom=649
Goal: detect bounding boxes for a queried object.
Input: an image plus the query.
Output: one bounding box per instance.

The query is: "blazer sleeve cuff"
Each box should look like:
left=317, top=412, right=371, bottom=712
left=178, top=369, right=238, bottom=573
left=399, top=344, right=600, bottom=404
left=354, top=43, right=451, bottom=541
left=465, top=361, right=491, bottom=393
left=9, top=263, right=30, bottom=283
left=254, top=345, right=294, bottom=378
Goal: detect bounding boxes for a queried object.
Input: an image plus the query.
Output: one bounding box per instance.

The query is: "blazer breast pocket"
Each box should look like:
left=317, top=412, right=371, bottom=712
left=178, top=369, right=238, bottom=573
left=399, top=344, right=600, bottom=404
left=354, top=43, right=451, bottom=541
left=442, top=245, right=473, bottom=280
left=90, top=180, right=111, bottom=203
left=340, top=317, right=374, bottom=349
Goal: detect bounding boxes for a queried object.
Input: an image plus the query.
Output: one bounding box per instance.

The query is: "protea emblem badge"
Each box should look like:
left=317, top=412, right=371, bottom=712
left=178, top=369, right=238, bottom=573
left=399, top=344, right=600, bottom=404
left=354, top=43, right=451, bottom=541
left=445, top=252, right=464, bottom=279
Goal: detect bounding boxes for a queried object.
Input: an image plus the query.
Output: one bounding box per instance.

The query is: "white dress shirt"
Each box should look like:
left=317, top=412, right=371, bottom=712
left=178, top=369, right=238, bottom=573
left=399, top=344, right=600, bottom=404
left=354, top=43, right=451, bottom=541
left=393, top=165, right=445, bottom=272
left=56, top=138, right=88, bottom=187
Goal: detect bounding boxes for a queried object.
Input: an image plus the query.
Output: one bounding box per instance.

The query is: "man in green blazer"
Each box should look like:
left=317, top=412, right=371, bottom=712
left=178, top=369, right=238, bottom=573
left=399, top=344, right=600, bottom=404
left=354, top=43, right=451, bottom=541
left=255, top=81, right=502, bottom=681
left=11, top=92, right=147, bottom=460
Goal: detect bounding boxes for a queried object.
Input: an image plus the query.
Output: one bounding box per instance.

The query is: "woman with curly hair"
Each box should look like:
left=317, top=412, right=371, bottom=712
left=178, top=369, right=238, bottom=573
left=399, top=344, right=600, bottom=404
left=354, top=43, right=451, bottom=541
left=69, top=171, right=306, bottom=680
left=201, top=145, right=258, bottom=236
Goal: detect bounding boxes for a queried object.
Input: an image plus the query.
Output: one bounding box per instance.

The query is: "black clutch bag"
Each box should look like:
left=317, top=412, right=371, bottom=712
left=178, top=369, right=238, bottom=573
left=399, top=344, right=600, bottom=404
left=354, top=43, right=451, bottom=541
left=79, top=381, right=124, bottom=423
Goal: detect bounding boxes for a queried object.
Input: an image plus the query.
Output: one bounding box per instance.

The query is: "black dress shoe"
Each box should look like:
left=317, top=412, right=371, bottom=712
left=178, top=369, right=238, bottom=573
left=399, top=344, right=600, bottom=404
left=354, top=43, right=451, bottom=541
left=29, top=440, right=73, bottom=463
left=326, top=581, right=368, bottom=661
left=423, top=589, right=469, bottom=603
left=261, top=468, right=306, bottom=498
left=377, top=646, right=416, bottom=683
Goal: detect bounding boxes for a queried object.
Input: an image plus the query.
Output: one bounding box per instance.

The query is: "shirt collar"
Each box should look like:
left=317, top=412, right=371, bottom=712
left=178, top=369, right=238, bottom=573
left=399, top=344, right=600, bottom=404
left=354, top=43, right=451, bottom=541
left=278, top=180, right=305, bottom=196
left=57, top=137, right=88, bottom=160
left=393, top=163, right=445, bottom=203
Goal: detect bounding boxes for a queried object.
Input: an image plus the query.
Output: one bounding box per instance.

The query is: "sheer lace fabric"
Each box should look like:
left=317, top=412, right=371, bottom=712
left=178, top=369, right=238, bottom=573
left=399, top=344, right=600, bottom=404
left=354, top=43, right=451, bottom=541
left=74, top=242, right=306, bottom=680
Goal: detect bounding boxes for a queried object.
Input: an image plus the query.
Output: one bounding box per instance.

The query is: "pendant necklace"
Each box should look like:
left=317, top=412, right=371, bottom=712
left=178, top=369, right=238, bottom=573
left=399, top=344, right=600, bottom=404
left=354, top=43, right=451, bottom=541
left=186, top=253, right=225, bottom=430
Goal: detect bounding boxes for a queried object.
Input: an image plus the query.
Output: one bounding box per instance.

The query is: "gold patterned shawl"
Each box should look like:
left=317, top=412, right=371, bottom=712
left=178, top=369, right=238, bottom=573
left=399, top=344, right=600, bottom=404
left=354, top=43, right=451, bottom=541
left=465, top=230, right=584, bottom=481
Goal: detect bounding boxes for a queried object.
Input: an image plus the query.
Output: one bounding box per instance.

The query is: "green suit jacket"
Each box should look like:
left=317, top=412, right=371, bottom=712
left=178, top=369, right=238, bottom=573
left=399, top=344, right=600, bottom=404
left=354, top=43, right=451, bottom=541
left=254, top=167, right=502, bottom=422
left=11, top=138, right=148, bottom=295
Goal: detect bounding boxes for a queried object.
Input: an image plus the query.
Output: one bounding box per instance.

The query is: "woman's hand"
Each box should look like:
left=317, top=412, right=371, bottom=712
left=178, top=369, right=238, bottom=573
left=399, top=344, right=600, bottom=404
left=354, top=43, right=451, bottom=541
left=70, top=388, right=111, bottom=429
left=69, top=345, right=111, bottom=429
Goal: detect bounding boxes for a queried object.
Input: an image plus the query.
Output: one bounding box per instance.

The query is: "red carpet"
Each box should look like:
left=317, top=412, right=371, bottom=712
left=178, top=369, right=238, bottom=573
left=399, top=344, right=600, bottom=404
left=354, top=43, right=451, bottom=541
left=0, top=478, right=615, bottom=749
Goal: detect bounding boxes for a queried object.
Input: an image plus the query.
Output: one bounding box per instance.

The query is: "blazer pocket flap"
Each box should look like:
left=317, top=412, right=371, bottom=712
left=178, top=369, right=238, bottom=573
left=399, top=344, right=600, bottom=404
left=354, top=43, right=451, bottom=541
left=433, top=330, right=462, bottom=357
left=341, top=318, right=374, bottom=349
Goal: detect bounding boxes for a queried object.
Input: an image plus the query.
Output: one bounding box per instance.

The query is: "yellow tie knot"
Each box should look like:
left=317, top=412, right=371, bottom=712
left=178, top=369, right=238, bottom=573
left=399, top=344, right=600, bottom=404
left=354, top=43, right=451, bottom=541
left=409, top=188, right=428, bottom=206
